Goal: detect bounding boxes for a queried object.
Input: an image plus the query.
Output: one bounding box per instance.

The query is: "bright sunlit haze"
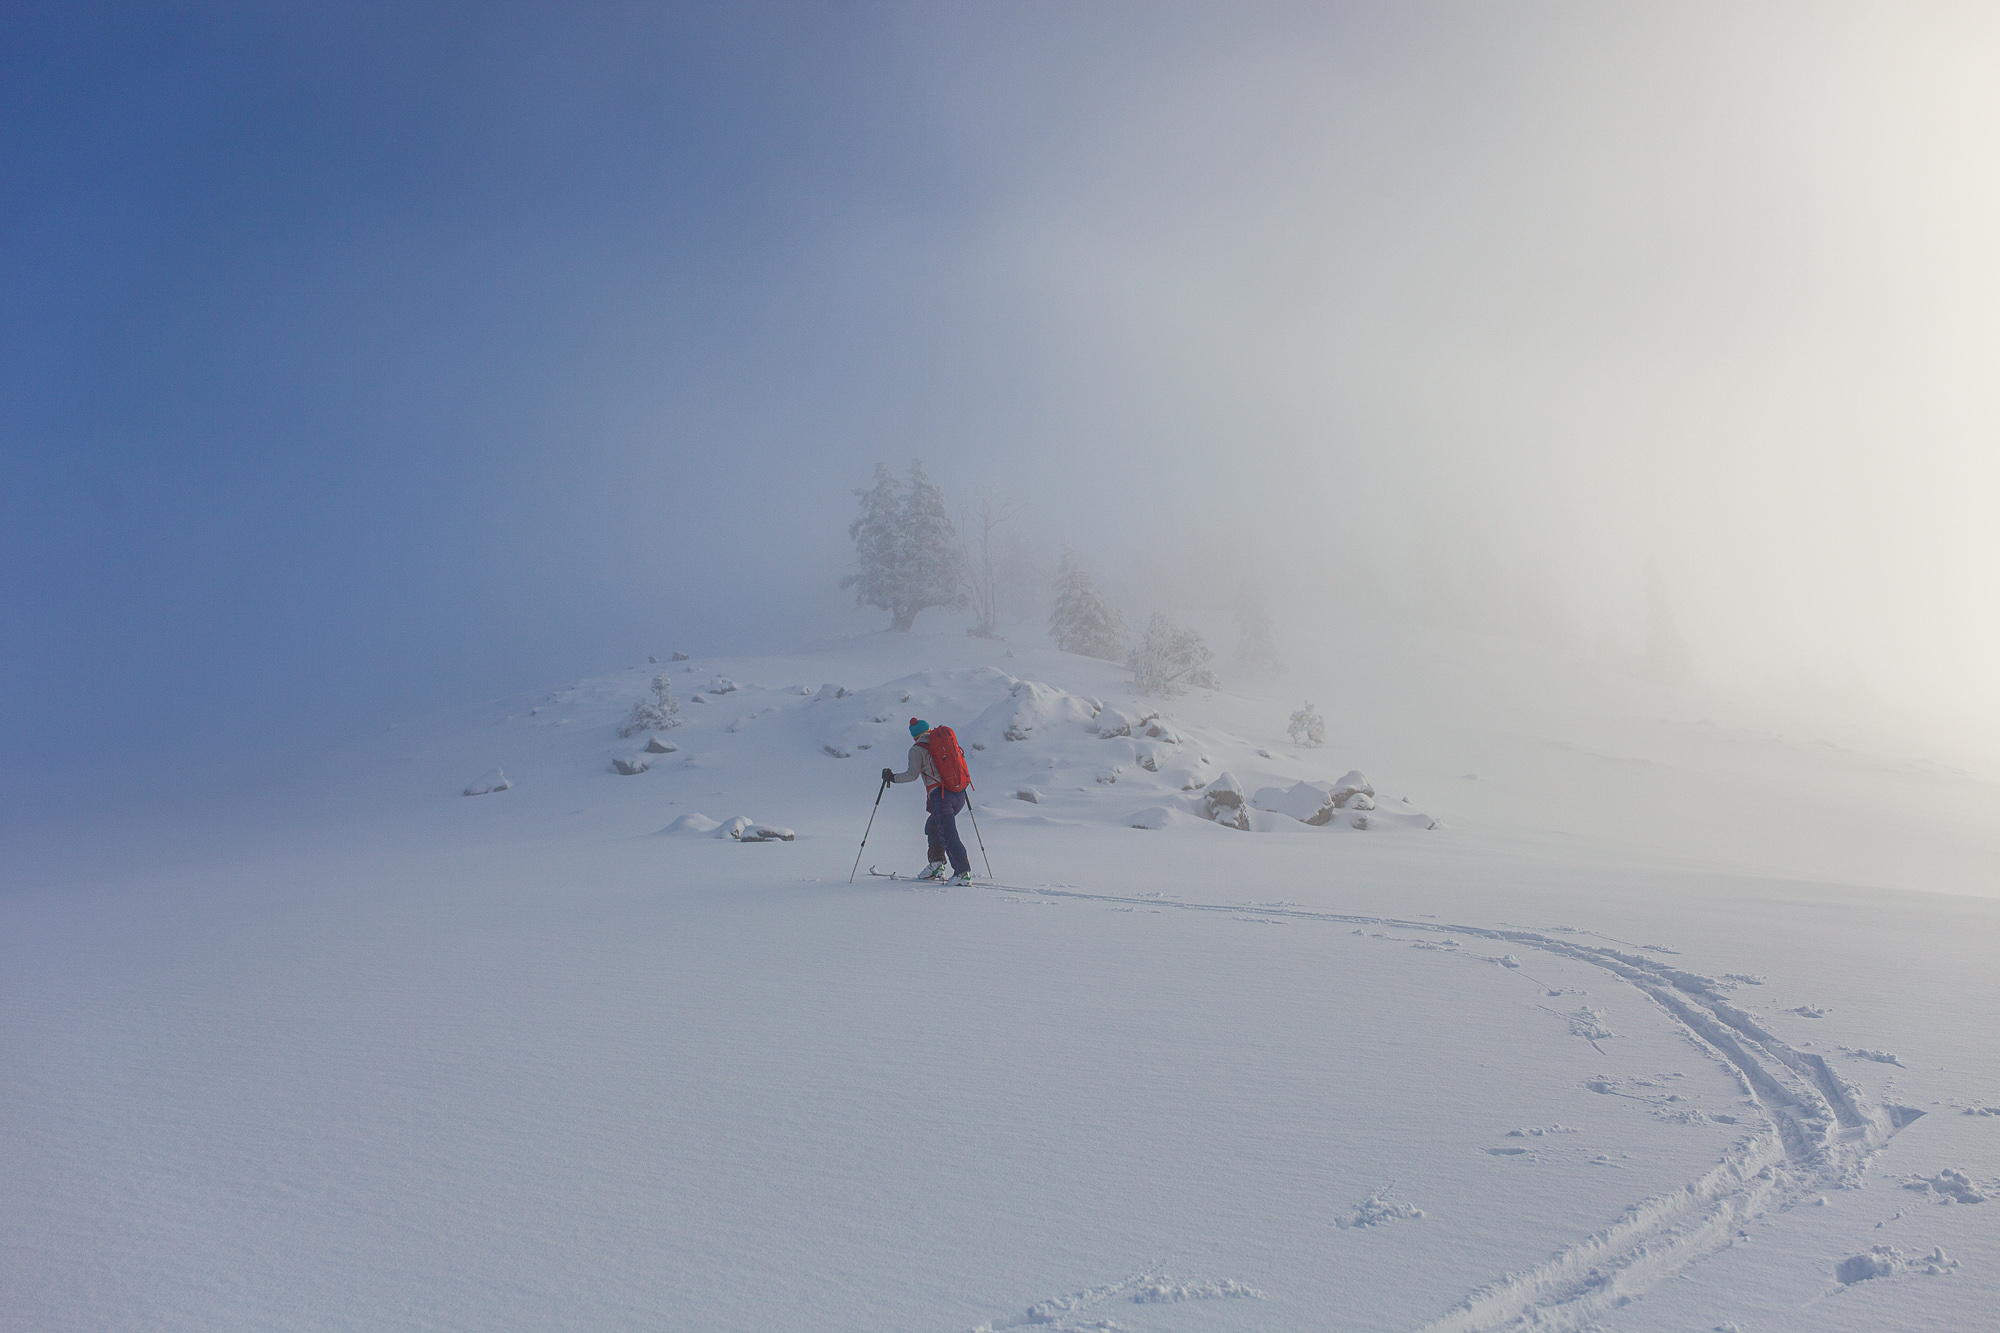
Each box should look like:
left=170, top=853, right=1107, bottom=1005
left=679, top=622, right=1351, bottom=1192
left=5, top=3, right=1997, bottom=791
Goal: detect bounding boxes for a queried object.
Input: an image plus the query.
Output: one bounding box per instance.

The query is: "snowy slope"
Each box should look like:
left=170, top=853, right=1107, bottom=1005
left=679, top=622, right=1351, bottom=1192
left=5, top=629, right=1998, bottom=1332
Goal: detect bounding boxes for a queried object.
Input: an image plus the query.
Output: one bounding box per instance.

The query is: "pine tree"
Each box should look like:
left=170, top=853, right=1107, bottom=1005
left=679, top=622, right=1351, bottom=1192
left=619, top=673, right=684, bottom=737
left=843, top=464, right=906, bottom=623
left=842, top=460, right=967, bottom=631
left=1047, top=547, right=1126, bottom=659
left=896, top=461, right=967, bottom=631
left=1235, top=588, right=1280, bottom=673
left=1128, top=613, right=1220, bottom=698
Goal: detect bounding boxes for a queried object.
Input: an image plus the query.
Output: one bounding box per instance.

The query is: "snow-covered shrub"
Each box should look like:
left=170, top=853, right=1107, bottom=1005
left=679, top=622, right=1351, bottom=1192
left=1287, top=702, right=1324, bottom=747
left=619, top=674, right=685, bottom=737
left=1128, top=613, right=1220, bottom=698
left=842, top=461, right=968, bottom=631
left=1047, top=548, right=1126, bottom=659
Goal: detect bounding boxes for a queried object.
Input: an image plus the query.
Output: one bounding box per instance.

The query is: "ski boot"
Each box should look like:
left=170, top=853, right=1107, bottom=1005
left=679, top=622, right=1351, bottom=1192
left=946, top=870, right=974, bottom=886
left=916, top=861, right=949, bottom=881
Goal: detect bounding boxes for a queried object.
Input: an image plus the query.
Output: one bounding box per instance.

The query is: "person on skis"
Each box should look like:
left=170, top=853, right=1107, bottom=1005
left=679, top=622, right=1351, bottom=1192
left=883, top=718, right=973, bottom=884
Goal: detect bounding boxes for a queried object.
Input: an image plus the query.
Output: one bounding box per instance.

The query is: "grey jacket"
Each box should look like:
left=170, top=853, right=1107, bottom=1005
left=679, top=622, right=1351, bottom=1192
left=890, top=737, right=940, bottom=789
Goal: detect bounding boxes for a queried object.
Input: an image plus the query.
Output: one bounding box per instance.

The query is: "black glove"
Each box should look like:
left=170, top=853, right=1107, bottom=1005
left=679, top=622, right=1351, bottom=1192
left=881, top=768, right=895, bottom=785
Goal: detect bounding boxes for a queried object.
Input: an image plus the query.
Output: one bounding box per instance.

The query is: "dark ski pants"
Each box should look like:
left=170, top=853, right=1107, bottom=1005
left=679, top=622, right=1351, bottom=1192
left=925, top=786, right=971, bottom=876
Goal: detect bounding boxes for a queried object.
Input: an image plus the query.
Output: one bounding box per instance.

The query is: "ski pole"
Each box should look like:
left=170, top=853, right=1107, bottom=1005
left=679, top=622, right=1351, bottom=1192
left=964, top=791, right=993, bottom=880
left=849, top=776, right=889, bottom=884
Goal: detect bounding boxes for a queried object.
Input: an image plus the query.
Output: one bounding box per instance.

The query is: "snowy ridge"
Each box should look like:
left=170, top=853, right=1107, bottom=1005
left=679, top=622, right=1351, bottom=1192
left=562, top=658, right=1436, bottom=839
left=951, top=879, right=1915, bottom=1331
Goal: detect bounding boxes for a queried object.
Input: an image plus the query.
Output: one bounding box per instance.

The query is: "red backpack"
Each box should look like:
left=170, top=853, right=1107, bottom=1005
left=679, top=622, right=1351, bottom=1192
left=923, top=725, right=972, bottom=793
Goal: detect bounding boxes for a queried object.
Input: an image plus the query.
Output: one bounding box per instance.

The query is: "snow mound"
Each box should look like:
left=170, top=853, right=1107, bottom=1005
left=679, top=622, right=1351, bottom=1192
left=463, top=767, right=511, bottom=796
left=611, top=756, right=651, bottom=775
left=1252, top=779, right=1334, bottom=822
left=977, top=678, right=1098, bottom=744
left=657, top=813, right=723, bottom=835
left=660, top=814, right=795, bottom=842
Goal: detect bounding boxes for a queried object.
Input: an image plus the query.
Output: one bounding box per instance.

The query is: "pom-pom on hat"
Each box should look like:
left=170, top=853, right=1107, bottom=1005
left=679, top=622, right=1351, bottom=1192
left=908, top=718, right=929, bottom=737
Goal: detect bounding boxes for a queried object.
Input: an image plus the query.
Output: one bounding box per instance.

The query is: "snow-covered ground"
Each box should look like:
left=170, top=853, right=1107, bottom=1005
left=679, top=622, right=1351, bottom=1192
left=5, top=627, right=1997, bottom=1332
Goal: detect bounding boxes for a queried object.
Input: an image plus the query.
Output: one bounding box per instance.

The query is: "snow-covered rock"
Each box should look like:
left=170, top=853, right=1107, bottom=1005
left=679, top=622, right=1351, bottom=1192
left=1094, top=708, right=1136, bottom=738
left=463, top=767, right=511, bottom=795
left=611, top=756, right=651, bottom=775
left=736, top=824, right=795, bottom=843
left=1203, top=771, right=1246, bottom=816
left=643, top=736, right=678, bottom=754
left=1330, top=770, right=1374, bottom=804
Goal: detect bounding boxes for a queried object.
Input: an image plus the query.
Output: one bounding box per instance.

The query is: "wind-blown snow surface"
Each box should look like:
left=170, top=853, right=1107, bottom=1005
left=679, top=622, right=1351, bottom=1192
left=5, top=629, right=1998, bottom=1332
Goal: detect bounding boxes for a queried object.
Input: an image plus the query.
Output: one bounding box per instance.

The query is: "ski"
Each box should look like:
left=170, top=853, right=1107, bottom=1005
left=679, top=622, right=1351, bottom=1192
left=867, top=866, right=989, bottom=885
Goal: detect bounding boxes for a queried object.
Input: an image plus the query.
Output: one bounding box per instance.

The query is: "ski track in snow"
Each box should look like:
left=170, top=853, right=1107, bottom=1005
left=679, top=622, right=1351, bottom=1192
left=968, top=1264, right=1267, bottom=1332
left=958, top=879, right=1921, bottom=1333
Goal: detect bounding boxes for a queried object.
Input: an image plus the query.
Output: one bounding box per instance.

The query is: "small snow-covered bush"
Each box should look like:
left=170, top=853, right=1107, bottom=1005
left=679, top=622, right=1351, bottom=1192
left=1287, top=702, right=1324, bottom=747
left=1128, top=613, right=1220, bottom=698
left=619, top=674, right=685, bottom=737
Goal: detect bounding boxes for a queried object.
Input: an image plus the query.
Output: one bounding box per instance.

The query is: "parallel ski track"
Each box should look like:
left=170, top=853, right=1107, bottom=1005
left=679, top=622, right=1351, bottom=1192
left=961, top=878, right=1907, bottom=1333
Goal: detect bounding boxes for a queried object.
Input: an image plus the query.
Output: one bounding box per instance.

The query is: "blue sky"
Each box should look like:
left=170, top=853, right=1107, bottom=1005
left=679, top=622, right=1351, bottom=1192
left=7, top=3, right=1998, bottom=801
left=4, top=5, right=960, bottom=781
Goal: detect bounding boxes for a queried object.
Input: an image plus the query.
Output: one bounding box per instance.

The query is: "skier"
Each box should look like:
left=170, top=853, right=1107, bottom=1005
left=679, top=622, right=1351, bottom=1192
left=883, top=718, right=974, bottom=885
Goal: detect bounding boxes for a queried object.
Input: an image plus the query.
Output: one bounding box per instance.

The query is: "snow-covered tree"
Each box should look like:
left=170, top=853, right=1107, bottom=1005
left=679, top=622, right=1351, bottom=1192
left=959, top=484, right=1026, bottom=639
left=897, top=461, right=967, bottom=630
left=1287, top=701, right=1324, bottom=747
left=842, top=461, right=967, bottom=631
left=1048, top=547, right=1125, bottom=660
left=1128, top=613, right=1220, bottom=698
left=619, top=673, right=684, bottom=737
left=1235, top=589, right=1280, bottom=673
left=843, top=464, right=905, bottom=623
